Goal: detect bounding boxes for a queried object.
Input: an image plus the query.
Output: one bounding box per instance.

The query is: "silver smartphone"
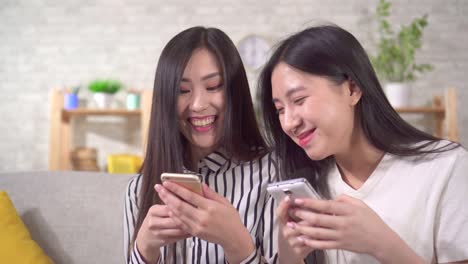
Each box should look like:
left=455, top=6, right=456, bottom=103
left=267, top=177, right=320, bottom=201
left=161, top=172, right=203, bottom=196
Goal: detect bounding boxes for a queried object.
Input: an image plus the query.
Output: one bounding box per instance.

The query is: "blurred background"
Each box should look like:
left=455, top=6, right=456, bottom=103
left=1, top=0, right=467, bottom=172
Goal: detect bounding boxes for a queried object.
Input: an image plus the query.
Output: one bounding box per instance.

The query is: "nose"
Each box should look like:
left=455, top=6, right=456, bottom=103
left=189, top=88, right=208, bottom=112
left=282, top=107, right=302, bottom=135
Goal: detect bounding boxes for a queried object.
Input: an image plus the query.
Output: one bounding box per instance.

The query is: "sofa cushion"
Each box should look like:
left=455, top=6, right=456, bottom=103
left=0, top=191, right=53, bottom=264
left=0, top=171, right=134, bottom=264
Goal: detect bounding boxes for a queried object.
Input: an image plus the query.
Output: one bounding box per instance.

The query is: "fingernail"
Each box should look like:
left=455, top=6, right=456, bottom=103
left=294, top=199, right=304, bottom=205
left=287, top=222, right=295, bottom=229
left=297, top=236, right=304, bottom=242
left=155, top=184, right=161, bottom=192
left=284, top=195, right=291, bottom=202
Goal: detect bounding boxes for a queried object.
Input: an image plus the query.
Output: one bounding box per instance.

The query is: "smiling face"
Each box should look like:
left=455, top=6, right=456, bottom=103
left=177, top=48, right=226, bottom=160
left=271, top=62, right=361, bottom=160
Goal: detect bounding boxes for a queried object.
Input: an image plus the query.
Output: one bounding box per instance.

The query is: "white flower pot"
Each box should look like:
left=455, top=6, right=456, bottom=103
left=93, top=93, right=113, bottom=109
left=384, top=82, right=410, bottom=108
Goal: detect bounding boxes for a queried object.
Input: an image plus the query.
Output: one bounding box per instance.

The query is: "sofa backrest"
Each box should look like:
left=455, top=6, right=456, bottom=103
left=0, top=171, right=134, bottom=264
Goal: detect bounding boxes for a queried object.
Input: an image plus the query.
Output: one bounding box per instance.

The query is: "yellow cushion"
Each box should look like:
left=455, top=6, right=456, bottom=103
left=0, top=191, right=53, bottom=264
left=107, top=154, right=143, bottom=174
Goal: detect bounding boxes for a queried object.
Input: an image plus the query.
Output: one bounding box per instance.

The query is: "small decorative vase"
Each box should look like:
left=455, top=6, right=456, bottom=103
left=384, top=82, right=410, bottom=108
left=126, top=93, right=140, bottom=110
left=64, top=93, right=79, bottom=110
left=93, top=92, right=113, bottom=109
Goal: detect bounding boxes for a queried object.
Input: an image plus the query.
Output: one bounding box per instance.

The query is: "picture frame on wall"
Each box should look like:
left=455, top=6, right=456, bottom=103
left=237, top=34, right=272, bottom=71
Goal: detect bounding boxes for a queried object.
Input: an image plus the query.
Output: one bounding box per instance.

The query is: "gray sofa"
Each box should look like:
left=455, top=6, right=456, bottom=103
left=0, top=171, right=134, bottom=264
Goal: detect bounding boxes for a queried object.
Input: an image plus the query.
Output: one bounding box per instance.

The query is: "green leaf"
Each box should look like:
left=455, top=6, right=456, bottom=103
left=372, top=0, right=432, bottom=82
left=88, top=79, right=122, bottom=94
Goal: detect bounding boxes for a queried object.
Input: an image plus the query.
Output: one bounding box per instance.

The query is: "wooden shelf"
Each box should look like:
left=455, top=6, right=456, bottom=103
left=395, top=107, right=444, bottom=114
left=49, top=89, right=153, bottom=171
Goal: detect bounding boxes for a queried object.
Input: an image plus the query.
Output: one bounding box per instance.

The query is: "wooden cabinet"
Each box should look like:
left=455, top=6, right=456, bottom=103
left=48, top=89, right=153, bottom=170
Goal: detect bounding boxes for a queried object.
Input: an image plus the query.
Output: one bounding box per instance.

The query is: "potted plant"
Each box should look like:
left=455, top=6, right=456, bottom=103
left=371, top=0, right=433, bottom=107
left=88, top=79, right=122, bottom=109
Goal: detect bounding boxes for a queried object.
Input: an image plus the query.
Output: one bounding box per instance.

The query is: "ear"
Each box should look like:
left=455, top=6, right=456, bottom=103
left=347, top=79, right=362, bottom=106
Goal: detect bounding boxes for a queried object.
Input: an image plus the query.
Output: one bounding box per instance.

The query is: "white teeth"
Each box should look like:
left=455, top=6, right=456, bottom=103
left=191, top=116, right=215, bottom=127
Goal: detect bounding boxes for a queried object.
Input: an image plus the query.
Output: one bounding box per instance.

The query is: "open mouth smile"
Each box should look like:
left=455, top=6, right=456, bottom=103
left=189, top=116, right=216, bottom=132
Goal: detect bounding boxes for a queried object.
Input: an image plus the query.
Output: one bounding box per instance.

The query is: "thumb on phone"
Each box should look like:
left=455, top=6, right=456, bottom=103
left=277, top=196, right=293, bottom=224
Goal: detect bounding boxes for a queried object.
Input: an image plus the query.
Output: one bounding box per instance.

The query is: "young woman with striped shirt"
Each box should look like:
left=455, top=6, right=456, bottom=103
left=124, top=26, right=278, bottom=264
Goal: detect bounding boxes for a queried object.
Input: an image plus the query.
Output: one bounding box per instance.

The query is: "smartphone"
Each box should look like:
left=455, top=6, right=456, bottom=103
left=267, top=177, right=320, bottom=201
left=161, top=172, right=204, bottom=196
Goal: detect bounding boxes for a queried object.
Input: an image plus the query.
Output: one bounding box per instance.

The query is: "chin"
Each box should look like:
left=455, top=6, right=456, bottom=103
left=304, top=148, right=329, bottom=161
left=194, top=141, right=217, bottom=150
left=192, top=135, right=220, bottom=149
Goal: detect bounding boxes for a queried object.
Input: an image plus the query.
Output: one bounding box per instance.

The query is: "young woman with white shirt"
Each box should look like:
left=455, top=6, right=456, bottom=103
left=124, top=26, right=278, bottom=264
left=259, top=25, right=468, bottom=264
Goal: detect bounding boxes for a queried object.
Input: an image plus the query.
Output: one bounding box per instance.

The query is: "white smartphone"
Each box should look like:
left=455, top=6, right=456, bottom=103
left=267, top=177, right=320, bottom=201
left=161, top=172, right=203, bottom=196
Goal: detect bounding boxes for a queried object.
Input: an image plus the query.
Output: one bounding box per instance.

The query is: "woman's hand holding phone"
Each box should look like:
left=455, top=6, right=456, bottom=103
left=277, top=195, right=313, bottom=264
left=267, top=178, right=322, bottom=263
left=281, top=195, right=423, bottom=263
left=135, top=203, right=191, bottom=263
left=155, top=181, right=256, bottom=264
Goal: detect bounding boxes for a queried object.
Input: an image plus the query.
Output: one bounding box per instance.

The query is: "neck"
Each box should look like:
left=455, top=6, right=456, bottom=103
left=188, top=145, right=218, bottom=171
left=334, top=128, right=384, bottom=190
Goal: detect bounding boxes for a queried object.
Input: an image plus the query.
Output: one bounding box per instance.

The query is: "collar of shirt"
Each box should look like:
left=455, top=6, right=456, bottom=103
left=182, top=148, right=235, bottom=174
left=198, top=148, right=230, bottom=173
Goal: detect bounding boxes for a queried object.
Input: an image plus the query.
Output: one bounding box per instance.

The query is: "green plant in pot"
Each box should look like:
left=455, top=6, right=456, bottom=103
left=88, top=79, right=122, bottom=109
left=371, top=0, right=433, bottom=107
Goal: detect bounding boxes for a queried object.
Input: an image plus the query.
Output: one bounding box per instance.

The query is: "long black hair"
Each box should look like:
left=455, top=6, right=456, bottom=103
left=259, top=25, right=458, bottom=262
left=132, top=26, right=268, bottom=260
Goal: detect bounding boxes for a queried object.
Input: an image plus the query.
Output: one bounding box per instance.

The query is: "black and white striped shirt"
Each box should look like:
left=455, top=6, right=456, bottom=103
left=124, top=150, right=278, bottom=264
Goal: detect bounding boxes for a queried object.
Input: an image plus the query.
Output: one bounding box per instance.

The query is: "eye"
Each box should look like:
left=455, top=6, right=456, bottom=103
left=179, top=88, right=190, bottom=94
left=275, top=107, right=284, bottom=115
left=207, top=83, right=224, bottom=91
left=293, top=97, right=306, bottom=105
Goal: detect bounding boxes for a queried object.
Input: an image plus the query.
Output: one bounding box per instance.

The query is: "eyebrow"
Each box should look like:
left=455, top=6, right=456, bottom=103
left=272, top=86, right=307, bottom=103
left=181, top=72, right=221, bottom=82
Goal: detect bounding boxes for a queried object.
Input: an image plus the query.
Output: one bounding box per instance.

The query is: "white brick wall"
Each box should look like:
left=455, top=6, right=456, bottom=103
left=1, top=0, right=467, bottom=171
